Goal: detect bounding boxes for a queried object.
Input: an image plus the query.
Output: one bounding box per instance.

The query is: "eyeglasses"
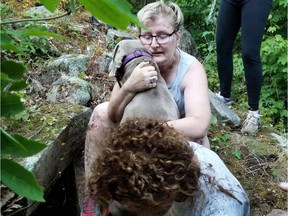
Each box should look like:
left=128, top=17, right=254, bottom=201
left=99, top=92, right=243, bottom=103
left=138, top=30, right=176, bottom=45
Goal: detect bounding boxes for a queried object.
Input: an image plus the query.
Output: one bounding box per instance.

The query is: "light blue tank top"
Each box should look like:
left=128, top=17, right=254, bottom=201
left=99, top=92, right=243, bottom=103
left=168, top=49, right=196, bottom=118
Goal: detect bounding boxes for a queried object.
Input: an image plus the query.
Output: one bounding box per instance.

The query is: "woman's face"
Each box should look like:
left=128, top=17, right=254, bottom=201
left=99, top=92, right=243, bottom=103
left=141, top=14, right=180, bottom=67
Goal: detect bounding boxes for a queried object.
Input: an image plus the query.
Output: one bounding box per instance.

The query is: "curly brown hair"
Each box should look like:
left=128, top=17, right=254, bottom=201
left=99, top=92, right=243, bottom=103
left=88, top=119, right=201, bottom=214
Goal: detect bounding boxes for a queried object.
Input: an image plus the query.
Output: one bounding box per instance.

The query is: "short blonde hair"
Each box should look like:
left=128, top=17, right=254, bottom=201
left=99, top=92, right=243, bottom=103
left=137, top=0, right=184, bottom=31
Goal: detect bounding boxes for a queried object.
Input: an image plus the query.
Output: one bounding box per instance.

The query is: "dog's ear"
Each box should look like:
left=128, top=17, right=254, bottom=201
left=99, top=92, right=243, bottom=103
left=108, top=42, right=121, bottom=77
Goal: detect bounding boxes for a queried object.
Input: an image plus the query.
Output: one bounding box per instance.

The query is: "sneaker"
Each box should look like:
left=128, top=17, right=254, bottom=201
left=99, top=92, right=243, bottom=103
left=241, top=110, right=261, bottom=135
left=216, top=92, right=233, bottom=108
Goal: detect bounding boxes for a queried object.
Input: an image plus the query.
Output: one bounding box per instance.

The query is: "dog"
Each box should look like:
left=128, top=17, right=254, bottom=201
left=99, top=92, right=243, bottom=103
left=109, top=39, right=180, bottom=123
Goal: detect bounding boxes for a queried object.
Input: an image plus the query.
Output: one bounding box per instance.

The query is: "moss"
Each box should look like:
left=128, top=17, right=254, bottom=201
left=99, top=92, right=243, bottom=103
left=1, top=101, right=86, bottom=144
left=213, top=130, right=287, bottom=215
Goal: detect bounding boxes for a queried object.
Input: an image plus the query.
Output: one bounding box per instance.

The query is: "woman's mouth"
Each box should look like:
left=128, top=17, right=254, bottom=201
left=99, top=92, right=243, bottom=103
left=152, top=52, right=164, bottom=56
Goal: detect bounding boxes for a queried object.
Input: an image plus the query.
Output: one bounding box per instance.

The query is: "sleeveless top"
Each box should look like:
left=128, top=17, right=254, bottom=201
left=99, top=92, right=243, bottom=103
left=168, top=49, right=196, bottom=118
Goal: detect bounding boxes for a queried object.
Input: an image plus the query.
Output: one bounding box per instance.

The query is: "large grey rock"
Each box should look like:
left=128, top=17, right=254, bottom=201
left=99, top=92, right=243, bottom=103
left=23, top=6, right=60, bottom=18
left=267, top=209, right=288, bottom=216
left=19, top=103, right=92, bottom=215
left=208, top=89, right=241, bottom=127
left=106, top=28, right=133, bottom=41
left=47, top=75, right=91, bottom=105
left=179, top=28, right=200, bottom=60
left=43, top=54, right=90, bottom=85
left=93, top=52, right=113, bottom=73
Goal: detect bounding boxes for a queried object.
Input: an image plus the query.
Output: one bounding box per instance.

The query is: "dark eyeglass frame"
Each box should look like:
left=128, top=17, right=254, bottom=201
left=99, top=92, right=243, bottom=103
left=138, top=30, right=176, bottom=45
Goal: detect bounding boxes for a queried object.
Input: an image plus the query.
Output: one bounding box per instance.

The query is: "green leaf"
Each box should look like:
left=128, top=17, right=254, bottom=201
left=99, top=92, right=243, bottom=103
left=1, top=159, right=45, bottom=202
left=210, top=115, right=218, bottom=125
left=231, top=149, right=242, bottom=160
left=1, top=128, right=27, bottom=157
left=15, top=29, right=67, bottom=40
left=0, top=72, right=9, bottom=81
left=1, top=93, right=25, bottom=118
left=40, top=0, right=60, bottom=12
left=69, top=0, right=76, bottom=13
left=0, top=33, right=22, bottom=52
left=0, top=60, right=27, bottom=80
left=9, top=80, right=28, bottom=91
left=1, top=128, right=47, bottom=157
left=78, top=0, right=142, bottom=30
left=14, top=135, right=47, bottom=157
left=1, top=73, right=10, bottom=91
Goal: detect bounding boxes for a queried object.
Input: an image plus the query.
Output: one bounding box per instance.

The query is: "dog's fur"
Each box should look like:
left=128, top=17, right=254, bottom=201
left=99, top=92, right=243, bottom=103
left=109, top=39, right=179, bottom=123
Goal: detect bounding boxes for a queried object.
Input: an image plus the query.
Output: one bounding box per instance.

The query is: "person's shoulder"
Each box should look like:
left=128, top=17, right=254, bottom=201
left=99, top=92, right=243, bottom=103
left=179, top=49, right=196, bottom=60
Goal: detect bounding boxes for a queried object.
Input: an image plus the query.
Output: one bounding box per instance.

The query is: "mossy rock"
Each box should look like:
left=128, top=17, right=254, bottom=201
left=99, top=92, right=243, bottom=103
left=212, top=128, right=287, bottom=215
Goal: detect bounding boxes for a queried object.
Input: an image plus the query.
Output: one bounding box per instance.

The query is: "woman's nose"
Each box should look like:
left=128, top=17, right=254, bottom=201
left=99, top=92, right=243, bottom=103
left=150, top=37, right=160, bottom=48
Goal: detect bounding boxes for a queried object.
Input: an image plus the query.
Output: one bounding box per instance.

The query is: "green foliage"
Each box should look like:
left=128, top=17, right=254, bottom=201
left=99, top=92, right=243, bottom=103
left=1, top=61, right=27, bottom=117
left=39, top=0, right=141, bottom=30
left=1, top=159, right=45, bottom=202
left=209, top=115, right=231, bottom=150
left=1, top=129, right=47, bottom=158
left=2, top=24, right=66, bottom=61
left=231, top=149, right=242, bottom=160
left=0, top=2, right=16, bottom=21
left=261, top=34, right=287, bottom=128
left=40, top=0, right=60, bottom=12
left=1, top=59, right=47, bottom=202
left=78, top=0, right=142, bottom=29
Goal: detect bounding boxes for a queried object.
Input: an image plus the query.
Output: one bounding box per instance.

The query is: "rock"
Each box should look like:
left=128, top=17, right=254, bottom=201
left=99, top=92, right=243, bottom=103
left=270, top=133, right=288, bottom=150
left=86, top=45, right=96, bottom=57
left=23, top=6, right=60, bottom=18
left=208, top=89, right=241, bottom=127
left=15, top=102, right=93, bottom=215
left=267, top=209, right=288, bottom=216
left=47, top=75, right=91, bottom=105
left=93, top=52, right=113, bottom=73
left=28, top=78, right=47, bottom=97
left=106, top=28, right=133, bottom=41
left=43, top=54, right=90, bottom=85
left=179, top=27, right=200, bottom=59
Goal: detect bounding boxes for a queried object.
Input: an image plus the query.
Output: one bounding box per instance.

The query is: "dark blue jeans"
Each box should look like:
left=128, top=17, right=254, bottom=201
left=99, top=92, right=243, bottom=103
left=216, top=0, right=272, bottom=110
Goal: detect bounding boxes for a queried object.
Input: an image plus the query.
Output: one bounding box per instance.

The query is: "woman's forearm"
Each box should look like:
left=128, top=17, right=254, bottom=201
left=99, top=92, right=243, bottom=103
left=107, top=85, right=135, bottom=122
left=167, top=115, right=211, bottom=141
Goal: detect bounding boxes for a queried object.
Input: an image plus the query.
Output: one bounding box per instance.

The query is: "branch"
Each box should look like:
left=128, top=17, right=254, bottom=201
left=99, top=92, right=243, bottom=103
left=0, top=5, right=83, bottom=25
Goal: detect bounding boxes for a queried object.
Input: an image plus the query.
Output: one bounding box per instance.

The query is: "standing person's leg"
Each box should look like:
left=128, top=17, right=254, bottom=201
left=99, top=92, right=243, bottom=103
left=240, top=0, right=272, bottom=134
left=240, top=0, right=272, bottom=111
left=216, top=0, right=241, bottom=99
left=84, top=102, right=117, bottom=179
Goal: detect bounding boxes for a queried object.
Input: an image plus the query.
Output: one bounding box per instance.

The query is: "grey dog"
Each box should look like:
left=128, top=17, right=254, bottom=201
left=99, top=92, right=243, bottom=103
left=109, top=39, right=179, bottom=123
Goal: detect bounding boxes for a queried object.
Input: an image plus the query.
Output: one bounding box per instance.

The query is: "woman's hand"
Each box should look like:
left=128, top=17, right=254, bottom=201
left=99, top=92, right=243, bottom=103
left=122, top=61, right=158, bottom=93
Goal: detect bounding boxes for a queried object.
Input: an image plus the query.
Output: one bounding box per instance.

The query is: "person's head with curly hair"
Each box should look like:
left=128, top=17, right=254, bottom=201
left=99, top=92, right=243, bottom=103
left=88, top=119, right=201, bottom=216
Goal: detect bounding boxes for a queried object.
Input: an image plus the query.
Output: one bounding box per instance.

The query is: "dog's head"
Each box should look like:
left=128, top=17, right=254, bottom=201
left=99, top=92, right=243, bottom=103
left=109, top=39, right=155, bottom=86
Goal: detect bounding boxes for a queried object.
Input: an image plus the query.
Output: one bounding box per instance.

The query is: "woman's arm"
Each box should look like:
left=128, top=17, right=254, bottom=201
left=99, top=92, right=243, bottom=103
left=107, top=62, right=158, bottom=122
left=167, top=60, right=211, bottom=141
